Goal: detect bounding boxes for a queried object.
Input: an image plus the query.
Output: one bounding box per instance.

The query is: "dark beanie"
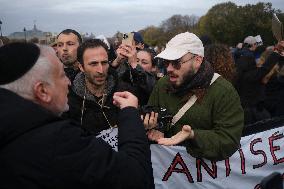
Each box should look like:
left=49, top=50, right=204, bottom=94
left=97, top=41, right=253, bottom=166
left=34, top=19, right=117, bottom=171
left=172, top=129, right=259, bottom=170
left=0, top=42, right=40, bottom=85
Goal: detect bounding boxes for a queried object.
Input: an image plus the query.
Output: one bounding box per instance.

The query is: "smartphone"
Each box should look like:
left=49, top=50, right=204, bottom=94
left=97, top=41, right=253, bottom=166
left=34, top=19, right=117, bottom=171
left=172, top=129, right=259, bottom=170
left=122, top=33, right=134, bottom=46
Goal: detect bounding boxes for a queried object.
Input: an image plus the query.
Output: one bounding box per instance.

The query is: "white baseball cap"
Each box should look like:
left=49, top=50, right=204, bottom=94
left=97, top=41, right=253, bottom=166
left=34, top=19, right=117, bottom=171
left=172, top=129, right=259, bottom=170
left=243, top=36, right=257, bottom=45
left=156, top=32, right=204, bottom=60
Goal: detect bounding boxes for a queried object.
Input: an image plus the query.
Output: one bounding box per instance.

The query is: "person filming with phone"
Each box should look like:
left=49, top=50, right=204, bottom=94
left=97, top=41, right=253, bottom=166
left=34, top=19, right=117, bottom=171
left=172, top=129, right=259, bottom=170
left=111, top=32, right=156, bottom=105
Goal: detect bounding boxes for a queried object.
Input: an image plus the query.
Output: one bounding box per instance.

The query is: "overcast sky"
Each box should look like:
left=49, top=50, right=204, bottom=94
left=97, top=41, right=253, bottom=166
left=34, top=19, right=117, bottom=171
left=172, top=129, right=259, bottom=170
left=0, top=0, right=283, bottom=37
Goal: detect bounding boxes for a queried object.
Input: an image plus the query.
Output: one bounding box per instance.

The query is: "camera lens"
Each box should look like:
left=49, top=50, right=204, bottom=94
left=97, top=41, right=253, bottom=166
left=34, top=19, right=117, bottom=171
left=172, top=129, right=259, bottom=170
left=123, top=34, right=128, bottom=39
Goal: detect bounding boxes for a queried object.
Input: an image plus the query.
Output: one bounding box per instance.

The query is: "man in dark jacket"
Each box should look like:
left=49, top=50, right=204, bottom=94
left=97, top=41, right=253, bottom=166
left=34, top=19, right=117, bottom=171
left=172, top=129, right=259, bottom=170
left=263, top=41, right=284, bottom=117
left=235, top=36, right=276, bottom=124
left=65, top=39, right=138, bottom=133
left=57, top=29, right=82, bottom=82
left=0, top=42, right=154, bottom=189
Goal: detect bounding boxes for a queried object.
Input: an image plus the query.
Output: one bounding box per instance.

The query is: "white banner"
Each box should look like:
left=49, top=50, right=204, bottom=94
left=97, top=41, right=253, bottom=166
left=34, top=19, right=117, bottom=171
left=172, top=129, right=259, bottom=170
left=96, top=127, right=118, bottom=151
left=151, top=126, right=284, bottom=189
left=97, top=125, right=284, bottom=188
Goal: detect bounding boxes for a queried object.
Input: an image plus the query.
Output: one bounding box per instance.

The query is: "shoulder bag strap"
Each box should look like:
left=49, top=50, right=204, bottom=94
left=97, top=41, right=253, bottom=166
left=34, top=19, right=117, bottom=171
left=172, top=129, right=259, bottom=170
left=171, top=73, right=220, bottom=126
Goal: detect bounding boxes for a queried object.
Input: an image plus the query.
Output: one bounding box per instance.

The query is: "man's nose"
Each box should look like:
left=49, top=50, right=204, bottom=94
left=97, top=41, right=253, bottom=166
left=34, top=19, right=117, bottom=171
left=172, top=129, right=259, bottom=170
left=96, top=64, right=104, bottom=73
left=166, top=63, right=174, bottom=72
left=63, top=44, right=68, bottom=51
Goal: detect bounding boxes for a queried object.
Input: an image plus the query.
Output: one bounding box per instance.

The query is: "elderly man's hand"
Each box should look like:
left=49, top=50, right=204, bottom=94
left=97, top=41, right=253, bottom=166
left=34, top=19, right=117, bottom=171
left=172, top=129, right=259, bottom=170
left=113, top=91, right=138, bottom=109
left=157, top=125, right=194, bottom=146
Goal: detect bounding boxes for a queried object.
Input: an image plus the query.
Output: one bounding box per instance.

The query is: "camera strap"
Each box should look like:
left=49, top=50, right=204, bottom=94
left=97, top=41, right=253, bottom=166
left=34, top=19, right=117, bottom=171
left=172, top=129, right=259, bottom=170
left=171, top=73, right=220, bottom=126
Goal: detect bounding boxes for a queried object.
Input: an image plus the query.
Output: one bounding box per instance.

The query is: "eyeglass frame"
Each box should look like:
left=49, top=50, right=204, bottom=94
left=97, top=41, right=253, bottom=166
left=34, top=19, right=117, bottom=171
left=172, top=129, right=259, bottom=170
left=163, top=54, right=197, bottom=70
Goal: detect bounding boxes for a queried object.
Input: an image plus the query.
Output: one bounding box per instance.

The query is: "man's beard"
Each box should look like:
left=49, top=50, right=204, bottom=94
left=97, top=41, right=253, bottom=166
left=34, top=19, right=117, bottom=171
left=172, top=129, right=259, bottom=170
left=59, top=55, right=76, bottom=67
left=85, top=72, right=107, bottom=87
left=171, top=70, right=196, bottom=89
left=61, top=59, right=76, bottom=67
left=57, top=104, right=69, bottom=116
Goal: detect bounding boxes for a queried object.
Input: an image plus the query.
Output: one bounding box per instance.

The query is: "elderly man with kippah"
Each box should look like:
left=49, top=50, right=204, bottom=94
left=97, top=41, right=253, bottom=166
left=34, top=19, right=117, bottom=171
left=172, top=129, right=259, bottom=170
left=0, top=43, right=154, bottom=188
left=144, top=32, right=244, bottom=161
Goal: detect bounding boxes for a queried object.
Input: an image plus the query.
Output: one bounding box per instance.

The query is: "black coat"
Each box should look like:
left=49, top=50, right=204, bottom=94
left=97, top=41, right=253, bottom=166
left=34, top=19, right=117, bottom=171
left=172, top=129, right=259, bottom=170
left=235, top=49, right=278, bottom=124
left=235, top=49, right=277, bottom=107
left=112, top=62, right=157, bottom=105
left=64, top=67, right=80, bottom=84
left=264, top=52, right=284, bottom=117
left=0, top=88, right=154, bottom=189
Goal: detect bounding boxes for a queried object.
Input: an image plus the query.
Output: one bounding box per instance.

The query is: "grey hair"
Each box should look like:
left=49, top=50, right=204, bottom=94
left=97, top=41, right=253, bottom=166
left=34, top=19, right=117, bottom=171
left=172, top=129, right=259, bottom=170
left=0, top=45, right=56, bottom=99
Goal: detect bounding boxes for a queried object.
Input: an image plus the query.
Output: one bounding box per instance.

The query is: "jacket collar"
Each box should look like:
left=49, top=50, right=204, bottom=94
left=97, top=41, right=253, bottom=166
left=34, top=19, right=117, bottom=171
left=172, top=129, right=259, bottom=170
left=72, top=68, right=118, bottom=102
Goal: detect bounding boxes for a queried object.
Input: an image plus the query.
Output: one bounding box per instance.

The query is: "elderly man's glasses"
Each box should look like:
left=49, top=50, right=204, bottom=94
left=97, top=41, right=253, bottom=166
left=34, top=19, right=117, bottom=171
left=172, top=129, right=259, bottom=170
left=163, top=55, right=196, bottom=70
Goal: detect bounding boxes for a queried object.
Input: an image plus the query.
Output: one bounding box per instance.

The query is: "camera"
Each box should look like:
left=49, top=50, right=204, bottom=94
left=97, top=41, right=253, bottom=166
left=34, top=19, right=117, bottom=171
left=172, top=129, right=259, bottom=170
left=140, top=105, right=173, bottom=130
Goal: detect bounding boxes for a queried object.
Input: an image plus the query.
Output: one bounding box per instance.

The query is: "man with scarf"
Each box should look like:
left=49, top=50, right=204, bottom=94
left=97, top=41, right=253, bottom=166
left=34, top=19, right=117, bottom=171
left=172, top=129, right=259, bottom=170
left=65, top=39, right=138, bottom=134
left=144, top=32, right=244, bottom=161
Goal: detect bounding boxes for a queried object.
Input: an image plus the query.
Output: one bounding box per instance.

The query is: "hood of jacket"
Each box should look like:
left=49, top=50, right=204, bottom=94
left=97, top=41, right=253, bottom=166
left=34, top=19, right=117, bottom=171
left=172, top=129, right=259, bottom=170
left=72, top=68, right=118, bottom=103
left=238, top=48, right=255, bottom=58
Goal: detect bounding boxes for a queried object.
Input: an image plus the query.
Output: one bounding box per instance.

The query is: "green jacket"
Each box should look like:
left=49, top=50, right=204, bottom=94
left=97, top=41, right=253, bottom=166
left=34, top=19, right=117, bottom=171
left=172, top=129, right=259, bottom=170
left=148, top=76, right=244, bottom=161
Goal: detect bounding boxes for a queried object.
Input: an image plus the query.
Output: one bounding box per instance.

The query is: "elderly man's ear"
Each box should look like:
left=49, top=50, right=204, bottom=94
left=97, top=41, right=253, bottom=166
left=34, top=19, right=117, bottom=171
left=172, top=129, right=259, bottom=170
left=33, top=82, right=52, bottom=103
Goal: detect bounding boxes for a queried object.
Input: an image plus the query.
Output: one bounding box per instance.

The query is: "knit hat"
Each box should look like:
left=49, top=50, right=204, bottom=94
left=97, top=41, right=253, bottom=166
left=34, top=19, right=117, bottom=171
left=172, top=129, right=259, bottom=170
left=0, top=42, right=40, bottom=85
left=156, top=32, right=204, bottom=60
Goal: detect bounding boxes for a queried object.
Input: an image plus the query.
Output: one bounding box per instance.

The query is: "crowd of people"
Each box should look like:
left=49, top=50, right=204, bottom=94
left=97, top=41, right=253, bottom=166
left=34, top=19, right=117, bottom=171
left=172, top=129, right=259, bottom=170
left=233, top=36, right=284, bottom=124
left=0, top=28, right=284, bottom=188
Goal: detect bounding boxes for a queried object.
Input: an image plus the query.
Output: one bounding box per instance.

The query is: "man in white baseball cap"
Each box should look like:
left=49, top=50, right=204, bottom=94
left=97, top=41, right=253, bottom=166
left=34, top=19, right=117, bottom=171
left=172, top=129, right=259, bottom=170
left=243, top=36, right=257, bottom=51
left=156, top=32, right=204, bottom=60
left=155, top=32, right=205, bottom=87
left=144, top=32, right=244, bottom=161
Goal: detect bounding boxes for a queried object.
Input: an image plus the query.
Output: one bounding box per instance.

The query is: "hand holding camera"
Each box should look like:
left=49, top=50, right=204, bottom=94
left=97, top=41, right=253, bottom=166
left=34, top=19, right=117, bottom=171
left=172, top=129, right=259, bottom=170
left=141, top=111, right=158, bottom=130
left=140, top=105, right=173, bottom=130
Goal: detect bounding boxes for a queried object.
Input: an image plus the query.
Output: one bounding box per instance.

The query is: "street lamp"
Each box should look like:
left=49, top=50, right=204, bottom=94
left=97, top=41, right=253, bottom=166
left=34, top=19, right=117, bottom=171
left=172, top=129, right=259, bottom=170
left=46, top=33, right=51, bottom=45
left=23, top=27, right=27, bottom=42
left=0, top=20, right=2, bottom=37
